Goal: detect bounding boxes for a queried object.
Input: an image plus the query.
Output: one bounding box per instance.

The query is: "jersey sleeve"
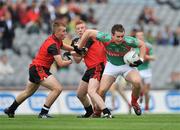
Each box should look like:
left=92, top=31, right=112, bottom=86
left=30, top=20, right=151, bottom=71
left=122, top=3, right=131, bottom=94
left=149, top=47, right=153, bottom=55
left=124, top=36, right=139, bottom=48
left=96, top=31, right=112, bottom=43
left=47, top=43, right=59, bottom=55
left=145, top=42, right=153, bottom=56
left=85, top=38, right=94, bottom=49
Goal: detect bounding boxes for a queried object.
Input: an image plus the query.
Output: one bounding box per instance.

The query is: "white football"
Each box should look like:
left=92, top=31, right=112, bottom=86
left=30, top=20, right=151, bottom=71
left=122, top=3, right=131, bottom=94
left=123, top=50, right=139, bottom=65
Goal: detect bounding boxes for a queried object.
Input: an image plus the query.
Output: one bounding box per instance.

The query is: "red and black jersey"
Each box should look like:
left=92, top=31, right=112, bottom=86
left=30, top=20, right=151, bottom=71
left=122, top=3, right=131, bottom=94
left=84, top=38, right=106, bottom=69
left=31, top=34, right=63, bottom=69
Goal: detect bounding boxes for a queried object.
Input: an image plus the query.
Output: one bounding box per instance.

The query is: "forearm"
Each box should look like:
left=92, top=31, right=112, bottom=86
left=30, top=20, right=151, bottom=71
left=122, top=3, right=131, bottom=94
left=63, top=44, right=74, bottom=51
left=144, top=55, right=156, bottom=61
left=78, top=29, right=98, bottom=49
left=54, top=55, right=72, bottom=67
left=70, top=51, right=82, bottom=63
left=57, top=60, right=72, bottom=67
left=139, top=40, right=146, bottom=60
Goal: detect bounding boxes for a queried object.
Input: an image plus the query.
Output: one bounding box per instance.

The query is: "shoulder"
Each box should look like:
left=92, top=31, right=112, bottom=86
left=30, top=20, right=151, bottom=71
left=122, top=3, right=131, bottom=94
left=124, top=36, right=138, bottom=43
left=96, top=31, right=111, bottom=42
left=42, top=36, right=57, bottom=47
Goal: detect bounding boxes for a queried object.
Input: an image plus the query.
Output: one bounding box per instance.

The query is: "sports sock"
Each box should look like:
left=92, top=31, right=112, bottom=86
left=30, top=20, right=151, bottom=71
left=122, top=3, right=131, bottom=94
left=140, top=92, right=143, bottom=97
left=131, top=94, right=139, bottom=105
left=145, top=105, right=149, bottom=111
left=84, top=105, right=93, bottom=117
left=9, top=100, right=20, bottom=112
left=102, top=108, right=111, bottom=115
left=40, top=104, right=50, bottom=115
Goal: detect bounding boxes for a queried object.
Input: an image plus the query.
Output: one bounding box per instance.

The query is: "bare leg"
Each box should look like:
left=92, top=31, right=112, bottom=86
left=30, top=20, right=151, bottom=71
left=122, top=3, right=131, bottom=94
left=87, top=78, right=106, bottom=110
left=125, top=70, right=142, bottom=115
left=98, top=75, right=115, bottom=101
left=109, top=84, right=116, bottom=110
left=4, top=81, right=39, bottom=118
left=40, top=75, right=62, bottom=107
left=144, top=83, right=150, bottom=111
left=76, top=80, right=90, bottom=107
left=16, top=81, right=39, bottom=103
left=76, top=80, right=93, bottom=117
left=126, top=70, right=142, bottom=99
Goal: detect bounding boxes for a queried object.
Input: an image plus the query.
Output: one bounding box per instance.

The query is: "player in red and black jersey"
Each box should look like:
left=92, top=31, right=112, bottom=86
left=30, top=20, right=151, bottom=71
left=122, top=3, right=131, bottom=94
left=69, top=20, right=111, bottom=118
left=4, top=20, right=73, bottom=118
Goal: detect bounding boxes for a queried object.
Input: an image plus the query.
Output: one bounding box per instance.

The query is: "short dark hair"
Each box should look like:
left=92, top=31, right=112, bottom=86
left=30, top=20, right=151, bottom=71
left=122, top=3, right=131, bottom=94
left=111, top=24, right=125, bottom=34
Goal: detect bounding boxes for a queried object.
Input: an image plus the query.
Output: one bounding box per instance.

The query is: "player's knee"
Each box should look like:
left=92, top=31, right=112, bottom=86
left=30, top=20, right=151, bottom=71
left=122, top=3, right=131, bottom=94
left=98, top=88, right=106, bottom=97
left=87, top=89, right=95, bottom=97
left=77, top=93, right=84, bottom=100
left=53, top=86, right=63, bottom=94
left=131, top=77, right=141, bottom=88
left=24, top=91, right=32, bottom=98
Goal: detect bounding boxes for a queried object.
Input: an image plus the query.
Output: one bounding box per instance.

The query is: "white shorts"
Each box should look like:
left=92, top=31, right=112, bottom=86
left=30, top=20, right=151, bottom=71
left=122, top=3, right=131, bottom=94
left=139, top=69, right=152, bottom=84
left=103, top=62, right=137, bottom=78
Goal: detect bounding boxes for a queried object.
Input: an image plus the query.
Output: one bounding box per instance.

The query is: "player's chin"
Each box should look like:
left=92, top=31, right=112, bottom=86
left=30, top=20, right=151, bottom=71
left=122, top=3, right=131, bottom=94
left=62, top=37, right=66, bottom=40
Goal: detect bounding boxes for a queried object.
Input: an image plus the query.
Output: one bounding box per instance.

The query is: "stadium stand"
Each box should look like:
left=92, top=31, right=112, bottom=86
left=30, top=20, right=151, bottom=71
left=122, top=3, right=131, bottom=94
left=0, top=0, right=180, bottom=90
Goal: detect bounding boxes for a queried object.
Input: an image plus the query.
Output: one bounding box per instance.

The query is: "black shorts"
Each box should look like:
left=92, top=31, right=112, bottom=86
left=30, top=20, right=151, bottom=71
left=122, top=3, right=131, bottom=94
left=29, top=65, right=52, bottom=84
left=82, top=62, right=105, bottom=83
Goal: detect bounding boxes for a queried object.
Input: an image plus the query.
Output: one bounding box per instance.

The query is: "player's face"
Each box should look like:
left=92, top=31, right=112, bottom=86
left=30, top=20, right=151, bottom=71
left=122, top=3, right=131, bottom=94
left=56, top=26, right=67, bottom=40
left=75, top=23, right=86, bottom=37
left=112, top=31, right=125, bottom=44
left=136, top=32, right=144, bottom=41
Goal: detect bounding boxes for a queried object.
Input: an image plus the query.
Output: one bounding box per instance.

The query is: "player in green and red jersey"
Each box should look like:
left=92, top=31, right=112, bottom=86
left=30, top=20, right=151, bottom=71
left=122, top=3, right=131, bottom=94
left=135, top=31, right=156, bottom=112
left=77, top=24, right=146, bottom=116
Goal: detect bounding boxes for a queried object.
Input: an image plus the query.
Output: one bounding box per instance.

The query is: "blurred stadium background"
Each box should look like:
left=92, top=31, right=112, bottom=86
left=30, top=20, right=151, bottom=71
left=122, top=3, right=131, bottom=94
left=0, top=0, right=180, bottom=115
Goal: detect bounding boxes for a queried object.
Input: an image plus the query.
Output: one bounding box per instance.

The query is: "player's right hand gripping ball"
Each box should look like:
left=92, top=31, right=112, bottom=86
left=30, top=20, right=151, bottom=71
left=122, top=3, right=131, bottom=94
left=129, top=58, right=143, bottom=67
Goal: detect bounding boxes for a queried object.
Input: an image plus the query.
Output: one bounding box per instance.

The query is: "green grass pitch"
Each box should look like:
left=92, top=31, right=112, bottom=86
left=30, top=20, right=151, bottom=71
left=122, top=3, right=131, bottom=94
left=0, top=114, right=180, bottom=130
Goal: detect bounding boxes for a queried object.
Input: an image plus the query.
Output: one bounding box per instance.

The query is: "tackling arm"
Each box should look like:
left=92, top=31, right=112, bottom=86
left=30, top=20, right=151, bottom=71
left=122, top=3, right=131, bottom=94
left=54, top=55, right=72, bottom=67
left=62, top=43, right=74, bottom=51
left=78, top=29, right=98, bottom=49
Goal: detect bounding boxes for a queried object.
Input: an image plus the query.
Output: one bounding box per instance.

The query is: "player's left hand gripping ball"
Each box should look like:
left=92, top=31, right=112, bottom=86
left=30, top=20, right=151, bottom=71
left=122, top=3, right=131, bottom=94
left=130, top=58, right=143, bottom=67
left=63, top=52, right=72, bottom=61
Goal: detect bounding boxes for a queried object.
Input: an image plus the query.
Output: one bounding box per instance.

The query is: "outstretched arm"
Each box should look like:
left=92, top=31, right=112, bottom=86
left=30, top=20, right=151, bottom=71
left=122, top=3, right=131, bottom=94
left=62, top=43, right=74, bottom=51
left=78, top=29, right=98, bottom=49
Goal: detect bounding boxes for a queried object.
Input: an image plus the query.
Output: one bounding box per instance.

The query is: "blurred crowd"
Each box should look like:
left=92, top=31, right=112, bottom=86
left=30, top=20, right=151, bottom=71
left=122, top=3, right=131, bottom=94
left=0, top=0, right=180, bottom=86
left=136, top=6, right=180, bottom=46
left=0, top=0, right=106, bottom=51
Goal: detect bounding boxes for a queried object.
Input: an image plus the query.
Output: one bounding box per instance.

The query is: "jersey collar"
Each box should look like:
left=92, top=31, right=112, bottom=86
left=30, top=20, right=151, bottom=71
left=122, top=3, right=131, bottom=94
left=52, top=34, right=61, bottom=43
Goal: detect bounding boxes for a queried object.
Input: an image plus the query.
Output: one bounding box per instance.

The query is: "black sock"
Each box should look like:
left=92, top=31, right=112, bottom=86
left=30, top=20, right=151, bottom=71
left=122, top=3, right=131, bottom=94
left=102, top=108, right=111, bottom=115
left=9, top=100, right=20, bottom=112
left=84, top=105, right=93, bottom=117
left=40, top=105, right=50, bottom=115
